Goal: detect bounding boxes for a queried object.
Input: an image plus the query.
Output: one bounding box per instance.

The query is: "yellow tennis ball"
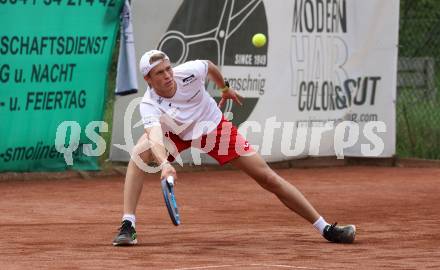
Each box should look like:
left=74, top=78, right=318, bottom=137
left=252, top=33, right=266, bottom=48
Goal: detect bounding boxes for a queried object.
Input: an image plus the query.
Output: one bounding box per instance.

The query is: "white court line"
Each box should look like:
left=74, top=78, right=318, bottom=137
left=170, top=265, right=234, bottom=270
left=251, top=264, right=325, bottom=269
left=170, top=263, right=326, bottom=270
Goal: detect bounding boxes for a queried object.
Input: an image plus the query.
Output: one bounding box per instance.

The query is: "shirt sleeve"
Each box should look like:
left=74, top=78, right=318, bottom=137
left=139, top=101, right=162, bottom=129
left=196, top=59, right=209, bottom=78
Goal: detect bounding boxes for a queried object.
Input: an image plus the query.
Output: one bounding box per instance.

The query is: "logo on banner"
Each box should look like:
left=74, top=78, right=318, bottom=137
left=157, top=0, right=268, bottom=126
left=290, top=0, right=382, bottom=118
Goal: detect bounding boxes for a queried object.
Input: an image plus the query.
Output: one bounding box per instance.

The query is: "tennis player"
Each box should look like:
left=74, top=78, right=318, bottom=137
left=112, top=50, right=356, bottom=246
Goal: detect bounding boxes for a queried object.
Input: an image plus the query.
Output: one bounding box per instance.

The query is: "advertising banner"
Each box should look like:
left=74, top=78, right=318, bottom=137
left=0, top=0, right=124, bottom=171
left=110, top=0, right=399, bottom=163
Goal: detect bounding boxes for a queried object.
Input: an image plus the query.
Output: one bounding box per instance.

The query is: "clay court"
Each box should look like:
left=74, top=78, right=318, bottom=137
left=1, top=165, right=439, bottom=269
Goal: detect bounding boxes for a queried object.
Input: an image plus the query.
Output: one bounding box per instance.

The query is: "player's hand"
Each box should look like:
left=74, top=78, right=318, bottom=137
left=161, top=161, right=177, bottom=182
left=218, top=88, right=243, bottom=108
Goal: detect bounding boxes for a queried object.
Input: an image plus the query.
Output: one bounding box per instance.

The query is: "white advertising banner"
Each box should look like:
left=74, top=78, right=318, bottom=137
left=110, top=0, right=399, bottom=163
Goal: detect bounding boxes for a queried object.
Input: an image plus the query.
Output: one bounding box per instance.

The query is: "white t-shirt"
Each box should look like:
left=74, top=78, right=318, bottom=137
left=140, top=60, right=222, bottom=140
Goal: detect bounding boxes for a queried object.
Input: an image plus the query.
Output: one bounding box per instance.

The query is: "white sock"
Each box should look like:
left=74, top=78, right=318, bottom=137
left=313, top=216, right=330, bottom=235
left=122, top=214, right=136, bottom=228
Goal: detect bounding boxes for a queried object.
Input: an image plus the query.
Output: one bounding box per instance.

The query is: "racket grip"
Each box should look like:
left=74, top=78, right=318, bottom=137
left=166, top=175, right=175, bottom=186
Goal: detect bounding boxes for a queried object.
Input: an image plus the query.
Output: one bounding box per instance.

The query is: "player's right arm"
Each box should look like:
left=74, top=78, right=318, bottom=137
left=140, top=101, right=176, bottom=180
left=144, top=125, right=177, bottom=180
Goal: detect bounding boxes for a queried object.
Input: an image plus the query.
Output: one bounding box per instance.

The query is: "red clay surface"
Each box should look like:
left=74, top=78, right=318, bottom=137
left=1, top=166, right=439, bottom=269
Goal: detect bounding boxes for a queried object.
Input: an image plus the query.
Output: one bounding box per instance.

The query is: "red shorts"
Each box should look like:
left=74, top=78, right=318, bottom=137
left=165, top=117, right=254, bottom=165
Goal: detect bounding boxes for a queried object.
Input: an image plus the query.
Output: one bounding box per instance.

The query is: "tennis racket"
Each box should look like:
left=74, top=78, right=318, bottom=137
left=161, top=176, right=181, bottom=226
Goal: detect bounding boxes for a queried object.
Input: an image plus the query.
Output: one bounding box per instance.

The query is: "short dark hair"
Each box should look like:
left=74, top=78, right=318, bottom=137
left=149, top=53, right=166, bottom=64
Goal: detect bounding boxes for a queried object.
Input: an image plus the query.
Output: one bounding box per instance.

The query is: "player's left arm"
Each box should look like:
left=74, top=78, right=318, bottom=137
left=206, top=60, right=243, bottom=108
